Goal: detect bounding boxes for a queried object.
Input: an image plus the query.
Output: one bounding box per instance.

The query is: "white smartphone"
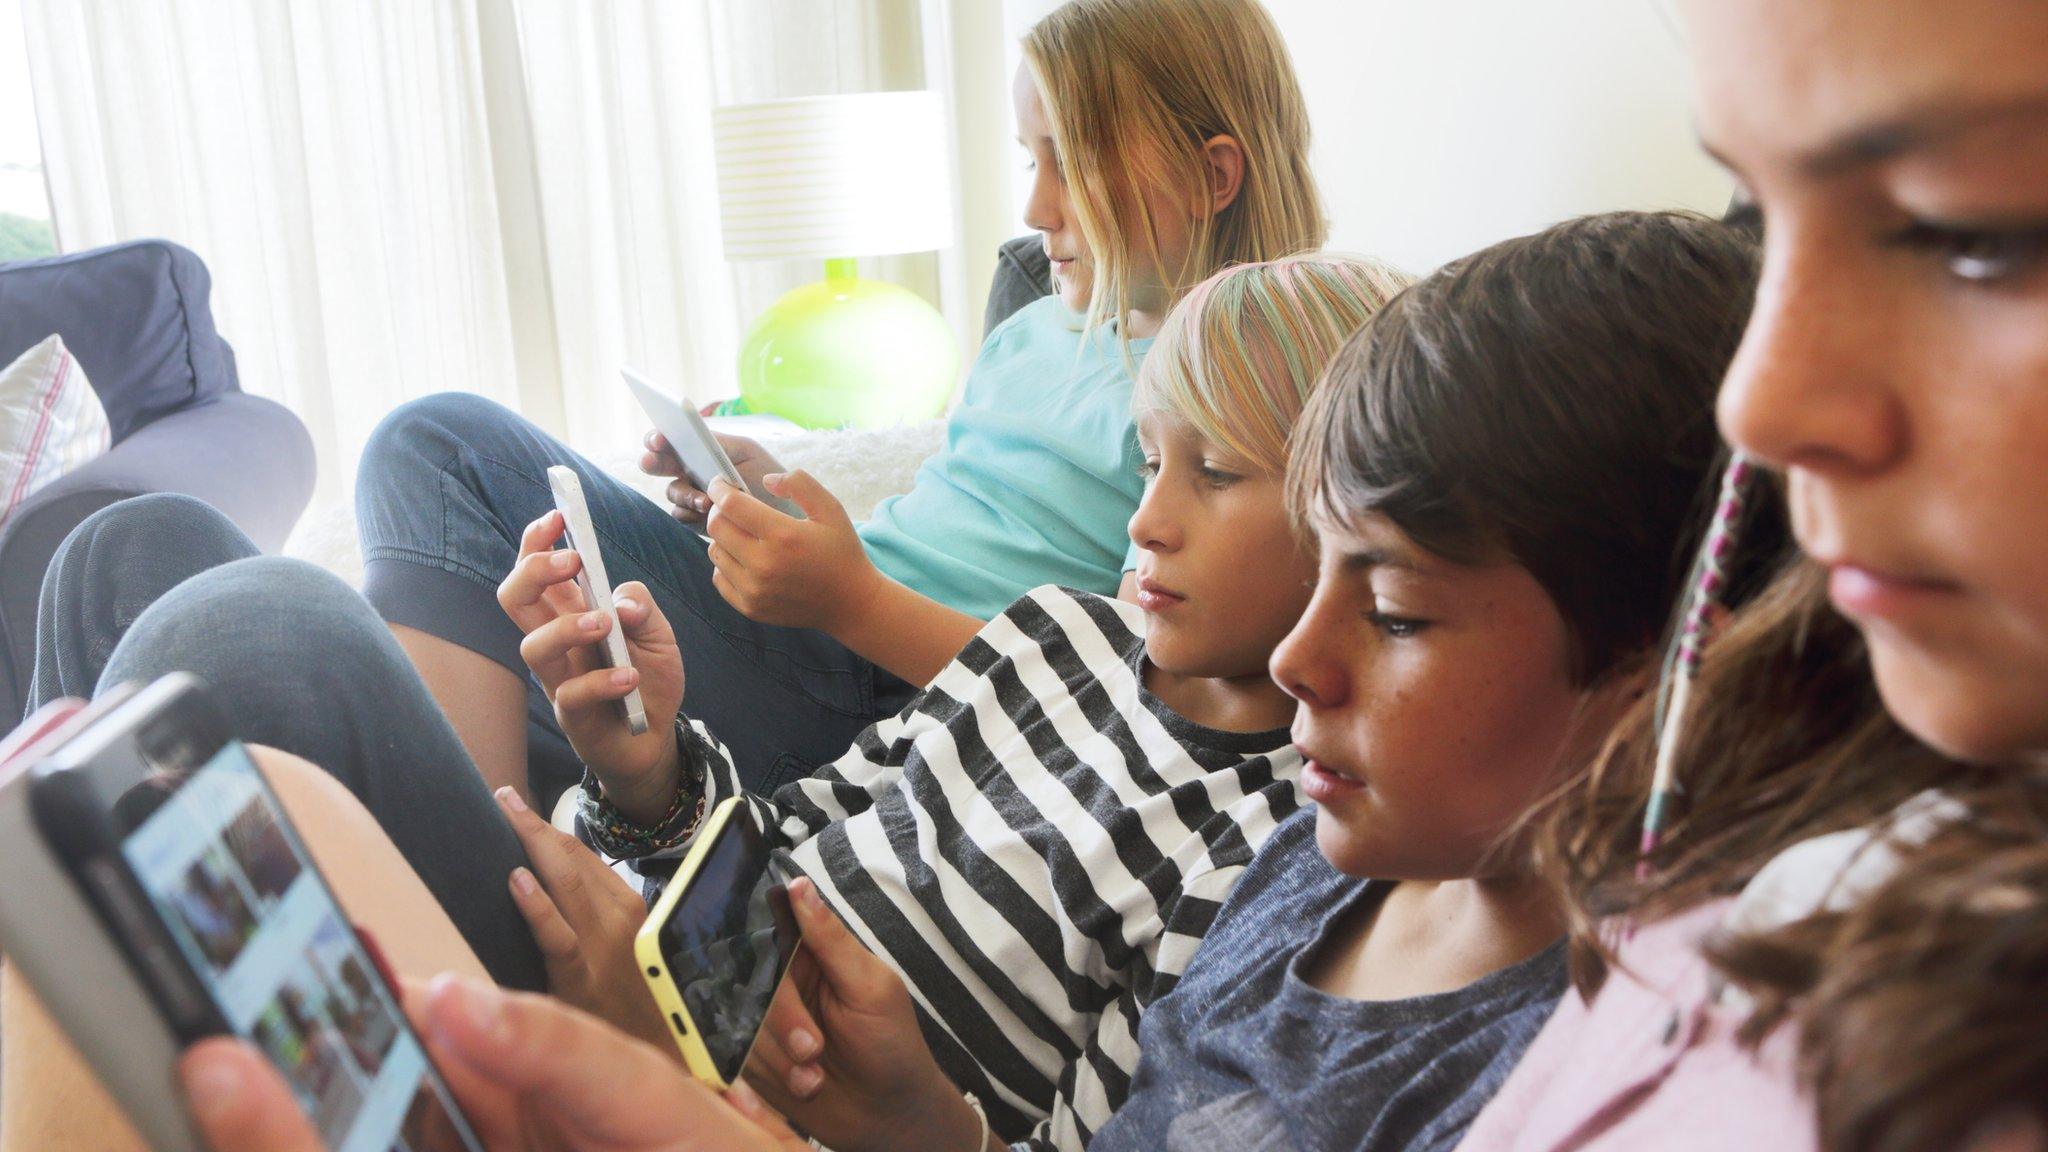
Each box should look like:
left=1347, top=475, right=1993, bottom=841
left=621, top=366, right=805, bottom=520
left=547, top=466, right=649, bottom=736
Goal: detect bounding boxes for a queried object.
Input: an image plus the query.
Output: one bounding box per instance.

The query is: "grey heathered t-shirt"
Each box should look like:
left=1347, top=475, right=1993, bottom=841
left=1084, top=807, right=1567, bottom=1152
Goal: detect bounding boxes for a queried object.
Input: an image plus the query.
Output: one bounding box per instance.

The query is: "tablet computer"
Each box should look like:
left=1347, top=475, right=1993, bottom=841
left=621, top=367, right=805, bottom=520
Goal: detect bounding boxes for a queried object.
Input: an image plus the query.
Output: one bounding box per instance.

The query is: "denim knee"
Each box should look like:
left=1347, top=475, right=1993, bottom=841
left=355, top=392, right=529, bottom=512
left=101, top=556, right=414, bottom=719
left=28, top=494, right=262, bottom=710
left=49, top=493, right=254, bottom=585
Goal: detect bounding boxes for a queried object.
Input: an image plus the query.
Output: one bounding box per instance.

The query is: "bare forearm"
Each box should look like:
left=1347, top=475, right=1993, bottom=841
left=831, top=571, right=986, bottom=688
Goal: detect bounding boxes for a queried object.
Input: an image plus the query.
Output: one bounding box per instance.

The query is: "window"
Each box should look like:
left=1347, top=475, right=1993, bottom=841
left=0, top=0, right=55, bottom=261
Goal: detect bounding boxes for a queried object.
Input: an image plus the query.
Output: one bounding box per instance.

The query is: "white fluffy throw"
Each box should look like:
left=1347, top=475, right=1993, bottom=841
left=284, top=421, right=947, bottom=586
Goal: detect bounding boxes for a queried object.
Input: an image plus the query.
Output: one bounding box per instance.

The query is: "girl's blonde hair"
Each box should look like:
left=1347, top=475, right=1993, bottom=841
left=1023, top=0, right=1328, bottom=337
left=1134, top=253, right=1410, bottom=474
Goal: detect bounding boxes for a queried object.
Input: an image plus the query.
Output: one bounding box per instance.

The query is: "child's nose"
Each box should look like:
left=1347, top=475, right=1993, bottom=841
left=1717, top=237, right=1906, bottom=478
left=1271, top=610, right=1345, bottom=710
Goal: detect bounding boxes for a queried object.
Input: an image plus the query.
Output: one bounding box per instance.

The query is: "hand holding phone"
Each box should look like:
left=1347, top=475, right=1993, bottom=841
left=725, top=876, right=992, bottom=1152
left=635, top=798, right=801, bottom=1089
left=548, top=467, right=648, bottom=736
left=494, top=784, right=672, bottom=1052
left=500, top=504, right=687, bottom=825
left=179, top=975, right=813, bottom=1152
left=624, top=367, right=805, bottom=523
left=13, top=676, right=485, bottom=1151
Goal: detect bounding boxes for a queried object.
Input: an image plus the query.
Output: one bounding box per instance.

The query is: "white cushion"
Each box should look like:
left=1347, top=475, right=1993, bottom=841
left=0, top=335, right=112, bottom=526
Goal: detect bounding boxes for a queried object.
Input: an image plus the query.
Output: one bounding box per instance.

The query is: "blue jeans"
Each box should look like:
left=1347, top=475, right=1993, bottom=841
left=27, top=494, right=547, bottom=991
left=354, top=393, right=916, bottom=802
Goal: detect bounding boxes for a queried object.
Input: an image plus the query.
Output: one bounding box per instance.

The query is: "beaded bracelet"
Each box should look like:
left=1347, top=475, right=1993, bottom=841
left=576, top=716, right=711, bottom=858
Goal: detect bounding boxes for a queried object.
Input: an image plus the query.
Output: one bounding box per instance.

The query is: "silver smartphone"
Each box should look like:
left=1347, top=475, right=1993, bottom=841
left=547, top=465, right=649, bottom=736
left=13, top=675, right=486, bottom=1152
left=620, top=366, right=805, bottom=519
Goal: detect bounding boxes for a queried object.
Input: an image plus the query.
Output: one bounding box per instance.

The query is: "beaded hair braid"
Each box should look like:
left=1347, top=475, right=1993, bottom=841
left=1638, top=452, right=1759, bottom=876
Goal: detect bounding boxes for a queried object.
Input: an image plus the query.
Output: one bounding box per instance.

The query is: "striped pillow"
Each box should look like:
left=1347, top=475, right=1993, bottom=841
left=1, top=335, right=111, bottom=526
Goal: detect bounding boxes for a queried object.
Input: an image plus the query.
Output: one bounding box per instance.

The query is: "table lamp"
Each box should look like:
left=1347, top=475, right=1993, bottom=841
left=712, top=91, right=959, bottom=429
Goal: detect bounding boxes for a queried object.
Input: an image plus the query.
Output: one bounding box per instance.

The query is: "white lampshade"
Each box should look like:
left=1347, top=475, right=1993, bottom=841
left=712, top=91, right=955, bottom=262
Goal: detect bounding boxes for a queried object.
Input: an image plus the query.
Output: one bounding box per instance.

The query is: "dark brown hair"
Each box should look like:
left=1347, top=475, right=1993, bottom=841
left=1289, top=211, right=1765, bottom=686
left=1545, top=557, right=2048, bottom=1150
left=1547, top=183, right=2048, bottom=1152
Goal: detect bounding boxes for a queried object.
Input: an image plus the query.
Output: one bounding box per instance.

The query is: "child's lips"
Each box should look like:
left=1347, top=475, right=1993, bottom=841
left=1823, top=559, right=1963, bottom=627
left=1301, top=757, right=1365, bottom=802
left=1136, top=577, right=1186, bottom=614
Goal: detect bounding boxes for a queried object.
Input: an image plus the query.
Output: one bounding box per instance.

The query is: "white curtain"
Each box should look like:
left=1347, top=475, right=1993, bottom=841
left=19, top=0, right=999, bottom=500
left=505, top=1, right=741, bottom=453
left=24, top=0, right=520, bottom=501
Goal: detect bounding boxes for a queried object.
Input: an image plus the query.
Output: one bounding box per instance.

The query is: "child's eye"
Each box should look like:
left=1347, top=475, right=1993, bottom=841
left=1888, top=219, right=2048, bottom=284
left=1198, top=464, right=1241, bottom=489
left=1365, top=610, right=1428, bottom=638
left=1136, top=457, right=1159, bottom=481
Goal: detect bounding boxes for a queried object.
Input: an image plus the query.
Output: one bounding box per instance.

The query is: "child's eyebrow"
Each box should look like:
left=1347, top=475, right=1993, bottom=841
left=1702, top=90, right=2048, bottom=180
left=1337, top=547, right=1418, bottom=575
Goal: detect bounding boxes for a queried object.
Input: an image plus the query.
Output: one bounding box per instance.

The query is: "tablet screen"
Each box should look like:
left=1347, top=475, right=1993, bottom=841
left=117, top=744, right=481, bottom=1152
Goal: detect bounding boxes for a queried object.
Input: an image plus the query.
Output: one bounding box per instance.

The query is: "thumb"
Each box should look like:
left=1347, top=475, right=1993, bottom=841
left=180, top=1038, right=328, bottom=1152
left=421, top=976, right=744, bottom=1147
left=788, top=878, right=885, bottom=998
left=762, top=470, right=843, bottom=525
left=611, top=581, right=676, bottom=645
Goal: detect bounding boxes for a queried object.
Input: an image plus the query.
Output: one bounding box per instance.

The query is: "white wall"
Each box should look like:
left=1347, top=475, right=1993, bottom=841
left=999, top=0, right=1731, bottom=274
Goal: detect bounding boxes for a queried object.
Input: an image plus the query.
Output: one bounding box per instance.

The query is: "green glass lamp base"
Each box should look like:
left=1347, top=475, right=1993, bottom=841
left=736, top=258, right=959, bottom=430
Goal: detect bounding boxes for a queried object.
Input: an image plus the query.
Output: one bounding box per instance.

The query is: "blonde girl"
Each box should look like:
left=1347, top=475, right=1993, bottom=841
left=343, top=0, right=1329, bottom=817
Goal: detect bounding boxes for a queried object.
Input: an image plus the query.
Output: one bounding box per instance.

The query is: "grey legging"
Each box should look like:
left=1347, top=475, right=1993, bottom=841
left=27, top=493, right=546, bottom=990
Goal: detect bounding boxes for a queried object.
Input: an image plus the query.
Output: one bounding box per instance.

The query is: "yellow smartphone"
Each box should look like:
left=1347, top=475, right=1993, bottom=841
left=634, top=796, right=800, bottom=1088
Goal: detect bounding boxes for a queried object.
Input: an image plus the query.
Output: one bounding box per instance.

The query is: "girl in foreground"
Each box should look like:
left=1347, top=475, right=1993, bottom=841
left=1457, top=1, right=2048, bottom=1148
left=0, top=254, right=1400, bottom=1152
left=344, top=0, right=1326, bottom=806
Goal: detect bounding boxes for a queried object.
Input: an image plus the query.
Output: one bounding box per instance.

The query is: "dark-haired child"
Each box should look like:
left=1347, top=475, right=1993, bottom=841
left=1089, top=211, right=1764, bottom=1152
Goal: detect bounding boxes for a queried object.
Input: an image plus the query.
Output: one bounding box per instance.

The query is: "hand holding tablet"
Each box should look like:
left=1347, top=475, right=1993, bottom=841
left=623, top=367, right=805, bottom=521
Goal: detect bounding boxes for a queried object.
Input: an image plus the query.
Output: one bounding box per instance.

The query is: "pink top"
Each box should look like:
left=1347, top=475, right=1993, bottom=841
left=1455, top=899, right=1816, bottom=1152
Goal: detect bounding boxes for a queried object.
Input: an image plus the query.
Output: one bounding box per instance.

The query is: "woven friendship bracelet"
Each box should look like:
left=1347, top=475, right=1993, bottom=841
left=576, top=716, right=711, bottom=857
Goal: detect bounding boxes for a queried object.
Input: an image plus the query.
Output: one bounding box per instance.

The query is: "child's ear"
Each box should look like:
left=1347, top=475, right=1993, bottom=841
left=1201, top=134, right=1246, bottom=216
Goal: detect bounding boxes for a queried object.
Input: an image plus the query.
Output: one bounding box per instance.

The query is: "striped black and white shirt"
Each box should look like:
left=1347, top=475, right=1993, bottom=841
left=620, top=586, right=1302, bottom=1150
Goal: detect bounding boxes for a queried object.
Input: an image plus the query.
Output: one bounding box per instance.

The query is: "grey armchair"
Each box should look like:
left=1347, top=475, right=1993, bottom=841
left=0, top=240, right=315, bottom=719
left=984, top=235, right=1053, bottom=340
